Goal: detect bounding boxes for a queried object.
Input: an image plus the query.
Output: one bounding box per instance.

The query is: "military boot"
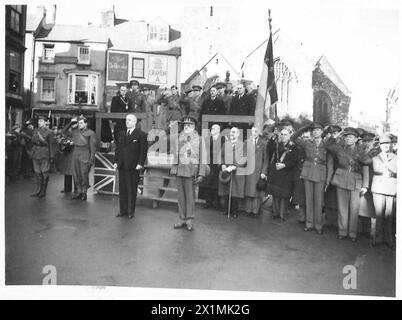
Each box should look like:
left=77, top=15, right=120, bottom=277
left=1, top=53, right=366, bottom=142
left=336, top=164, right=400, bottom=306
left=38, top=176, right=49, bottom=198
left=30, top=174, right=43, bottom=197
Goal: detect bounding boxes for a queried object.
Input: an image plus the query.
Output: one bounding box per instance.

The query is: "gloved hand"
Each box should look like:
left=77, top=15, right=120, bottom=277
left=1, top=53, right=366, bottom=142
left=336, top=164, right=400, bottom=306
left=194, top=176, right=204, bottom=185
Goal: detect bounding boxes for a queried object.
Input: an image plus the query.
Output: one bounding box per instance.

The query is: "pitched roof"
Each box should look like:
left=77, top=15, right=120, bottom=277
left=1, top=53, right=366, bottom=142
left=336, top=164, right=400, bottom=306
left=107, top=20, right=181, bottom=54
left=316, top=55, right=351, bottom=96
left=36, top=24, right=109, bottom=43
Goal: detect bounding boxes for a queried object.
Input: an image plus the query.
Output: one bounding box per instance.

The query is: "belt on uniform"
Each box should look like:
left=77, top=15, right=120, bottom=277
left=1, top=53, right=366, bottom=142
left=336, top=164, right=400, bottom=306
left=305, top=159, right=326, bottom=165
left=374, top=171, right=397, bottom=178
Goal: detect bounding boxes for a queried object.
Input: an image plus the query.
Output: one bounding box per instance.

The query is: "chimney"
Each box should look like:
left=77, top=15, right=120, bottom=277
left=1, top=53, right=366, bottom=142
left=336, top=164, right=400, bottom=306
left=101, top=9, right=115, bottom=28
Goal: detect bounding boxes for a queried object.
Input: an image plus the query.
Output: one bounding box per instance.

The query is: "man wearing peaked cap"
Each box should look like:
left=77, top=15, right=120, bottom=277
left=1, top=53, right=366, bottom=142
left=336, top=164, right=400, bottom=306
left=181, top=116, right=198, bottom=126
left=370, top=132, right=397, bottom=248
left=171, top=115, right=207, bottom=231
left=341, top=127, right=359, bottom=137
left=291, top=121, right=334, bottom=234
left=309, top=121, right=324, bottom=130
left=324, top=126, right=369, bottom=241
left=62, top=116, right=96, bottom=201
left=30, top=114, right=54, bottom=198
left=192, top=85, right=202, bottom=91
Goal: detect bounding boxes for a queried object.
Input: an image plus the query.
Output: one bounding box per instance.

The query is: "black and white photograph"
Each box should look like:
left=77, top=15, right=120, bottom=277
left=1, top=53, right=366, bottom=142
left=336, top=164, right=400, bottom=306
left=1, top=0, right=400, bottom=300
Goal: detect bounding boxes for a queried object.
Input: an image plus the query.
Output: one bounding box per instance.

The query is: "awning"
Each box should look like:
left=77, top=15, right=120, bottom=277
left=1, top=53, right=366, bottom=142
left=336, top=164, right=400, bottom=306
left=6, top=96, right=28, bottom=110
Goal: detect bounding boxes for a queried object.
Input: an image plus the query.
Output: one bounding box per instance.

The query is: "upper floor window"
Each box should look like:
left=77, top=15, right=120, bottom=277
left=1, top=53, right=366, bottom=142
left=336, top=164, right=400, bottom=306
left=8, top=50, right=22, bottom=94
left=78, top=47, right=90, bottom=64
left=132, top=58, right=145, bottom=78
left=8, top=5, right=22, bottom=33
left=43, top=44, right=55, bottom=63
left=149, top=25, right=168, bottom=42
left=67, top=73, right=98, bottom=105
left=41, top=78, right=56, bottom=101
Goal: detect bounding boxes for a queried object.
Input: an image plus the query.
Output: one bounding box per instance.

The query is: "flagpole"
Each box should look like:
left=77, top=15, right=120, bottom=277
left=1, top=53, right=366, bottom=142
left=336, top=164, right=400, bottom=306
left=268, top=10, right=278, bottom=121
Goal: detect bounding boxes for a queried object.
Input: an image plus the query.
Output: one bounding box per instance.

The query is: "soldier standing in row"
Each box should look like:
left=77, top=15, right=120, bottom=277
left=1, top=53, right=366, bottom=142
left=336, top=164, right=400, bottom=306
left=30, top=115, right=54, bottom=198
left=291, top=122, right=333, bottom=234
left=325, top=127, right=369, bottom=242
left=370, top=133, right=397, bottom=248
left=63, top=116, right=96, bottom=201
left=171, top=116, right=207, bottom=231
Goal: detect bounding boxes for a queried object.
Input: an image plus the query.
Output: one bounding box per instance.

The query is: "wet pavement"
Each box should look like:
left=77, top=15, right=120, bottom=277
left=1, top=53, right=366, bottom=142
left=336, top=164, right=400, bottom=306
left=5, top=173, right=396, bottom=296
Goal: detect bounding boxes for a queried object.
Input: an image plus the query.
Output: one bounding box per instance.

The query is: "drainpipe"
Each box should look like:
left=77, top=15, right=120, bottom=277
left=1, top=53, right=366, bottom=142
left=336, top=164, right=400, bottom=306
left=175, top=54, right=179, bottom=89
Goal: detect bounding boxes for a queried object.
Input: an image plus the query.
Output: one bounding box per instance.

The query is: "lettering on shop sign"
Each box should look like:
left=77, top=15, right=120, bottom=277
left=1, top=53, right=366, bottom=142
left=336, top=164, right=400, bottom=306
left=108, top=52, right=128, bottom=81
left=148, top=56, right=168, bottom=84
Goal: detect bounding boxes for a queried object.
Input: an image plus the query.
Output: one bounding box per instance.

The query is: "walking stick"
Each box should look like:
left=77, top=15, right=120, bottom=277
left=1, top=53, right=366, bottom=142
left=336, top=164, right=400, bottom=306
left=227, top=171, right=233, bottom=219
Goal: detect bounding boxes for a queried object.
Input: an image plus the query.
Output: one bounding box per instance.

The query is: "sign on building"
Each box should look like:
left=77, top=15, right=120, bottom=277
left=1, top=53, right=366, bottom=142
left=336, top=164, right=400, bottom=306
left=148, top=56, right=168, bottom=84
left=108, top=52, right=128, bottom=81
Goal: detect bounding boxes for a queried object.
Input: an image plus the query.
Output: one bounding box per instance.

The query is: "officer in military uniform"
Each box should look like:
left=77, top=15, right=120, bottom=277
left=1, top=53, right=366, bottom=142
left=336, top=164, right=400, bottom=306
left=370, top=133, right=397, bottom=248
left=325, top=127, right=369, bottom=242
left=291, top=121, right=333, bottom=234
left=63, top=116, right=96, bottom=201
left=30, top=115, right=54, bottom=198
left=171, top=116, right=207, bottom=231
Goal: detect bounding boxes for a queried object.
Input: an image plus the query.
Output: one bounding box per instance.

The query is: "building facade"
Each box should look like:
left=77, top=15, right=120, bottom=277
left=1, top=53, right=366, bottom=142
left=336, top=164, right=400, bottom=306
left=32, top=24, right=109, bottom=126
left=5, top=5, right=27, bottom=129
left=105, top=14, right=181, bottom=108
left=312, top=56, right=351, bottom=126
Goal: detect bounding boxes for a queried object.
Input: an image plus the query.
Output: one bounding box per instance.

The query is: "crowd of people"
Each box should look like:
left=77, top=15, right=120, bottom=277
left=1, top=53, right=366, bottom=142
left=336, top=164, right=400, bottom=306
left=194, top=118, right=397, bottom=249
left=5, top=79, right=397, bottom=250
left=106, top=79, right=256, bottom=136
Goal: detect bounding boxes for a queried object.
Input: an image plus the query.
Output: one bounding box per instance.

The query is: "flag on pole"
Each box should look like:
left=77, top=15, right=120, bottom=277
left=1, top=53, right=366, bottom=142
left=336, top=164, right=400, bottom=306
left=255, top=31, right=278, bottom=131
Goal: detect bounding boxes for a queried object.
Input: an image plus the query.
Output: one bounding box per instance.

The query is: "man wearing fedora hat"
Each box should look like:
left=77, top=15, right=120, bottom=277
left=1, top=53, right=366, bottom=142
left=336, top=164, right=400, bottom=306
left=171, top=116, right=207, bottom=231
left=30, top=115, right=54, bottom=198
left=291, top=121, right=334, bottom=234
left=325, top=127, right=369, bottom=242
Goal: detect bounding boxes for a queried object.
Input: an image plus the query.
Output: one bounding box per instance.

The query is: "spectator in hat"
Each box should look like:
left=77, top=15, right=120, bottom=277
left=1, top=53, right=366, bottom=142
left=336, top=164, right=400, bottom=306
left=368, top=133, right=397, bottom=248
left=291, top=121, right=334, bottom=234
left=110, top=84, right=130, bottom=141
left=324, top=127, right=369, bottom=242
left=63, top=116, right=96, bottom=201
left=156, top=85, right=185, bottom=128
left=199, top=86, right=226, bottom=129
left=127, top=80, right=145, bottom=113
left=30, top=115, right=54, bottom=198
left=142, top=86, right=156, bottom=132
left=218, top=126, right=247, bottom=218
left=171, top=116, right=208, bottom=231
